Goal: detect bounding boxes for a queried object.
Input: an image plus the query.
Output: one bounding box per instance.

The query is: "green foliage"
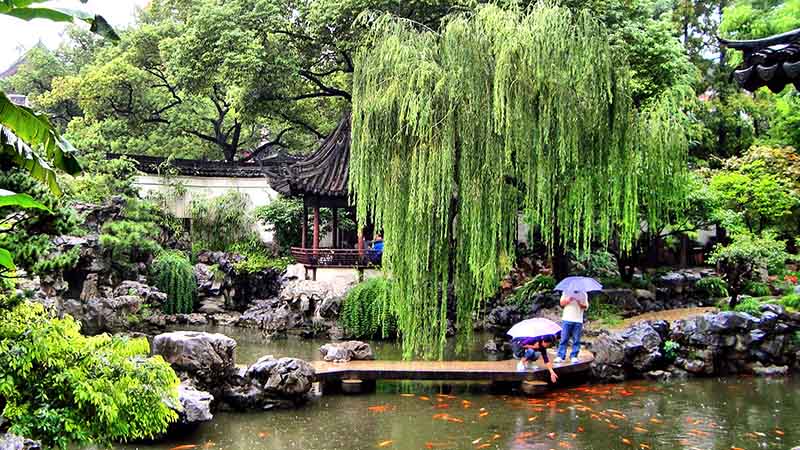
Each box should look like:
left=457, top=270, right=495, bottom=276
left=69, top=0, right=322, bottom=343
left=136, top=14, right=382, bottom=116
left=254, top=196, right=357, bottom=255
left=695, top=276, right=729, bottom=298
left=190, top=191, right=256, bottom=252
left=663, top=339, right=680, bottom=361
left=574, top=250, right=619, bottom=279
left=709, top=232, right=792, bottom=308
left=732, top=297, right=762, bottom=316
left=351, top=4, right=688, bottom=358
left=0, top=300, right=179, bottom=448
left=99, top=198, right=165, bottom=269
left=340, top=277, right=396, bottom=339
left=781, top=293, right=800, bottom=311
left=65, top=156, right=140, bottom=203
left=709, top=166, right=799, bottom=235
left=149, top=250, right=196, bottom=314
left=507, top=274, right=555, bottom=312
left=0, top=170, right=81, bottom=275
left=743, top=281, right=771, bottom=297
left=228, top=239, right=292, bottom=273
left=587, top=298, right=623, bottom=327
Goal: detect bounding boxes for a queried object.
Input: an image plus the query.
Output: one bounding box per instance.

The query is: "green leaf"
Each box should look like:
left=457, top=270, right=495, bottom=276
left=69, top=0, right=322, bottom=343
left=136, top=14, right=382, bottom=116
left=2, top=7, right=120, bottom=41
left=0, top=189, right=50, bottom=211
left=0, top=92, right=82, bottom=195
left=0, top=247, right=14, bottom=271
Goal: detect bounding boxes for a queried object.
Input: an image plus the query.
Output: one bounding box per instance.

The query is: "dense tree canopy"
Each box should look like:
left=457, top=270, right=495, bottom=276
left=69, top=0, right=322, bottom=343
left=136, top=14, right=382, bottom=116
left=351, top=3, right=688, bottom=358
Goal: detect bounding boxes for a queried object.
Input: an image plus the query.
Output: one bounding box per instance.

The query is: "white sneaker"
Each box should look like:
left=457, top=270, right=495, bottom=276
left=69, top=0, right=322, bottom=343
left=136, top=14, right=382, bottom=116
left=516, top=361, right=526, bottom=372
left=554, top=357, right=564, bottom=363
left=570, top=357, right=580, bottom=363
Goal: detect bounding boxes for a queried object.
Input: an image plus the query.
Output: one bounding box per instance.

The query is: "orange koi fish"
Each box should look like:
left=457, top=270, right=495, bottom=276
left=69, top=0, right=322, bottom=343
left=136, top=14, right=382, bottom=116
left=472, top=438, right=482, bottom=444
left=492, top=434, right=501, bottom=440
left=425, top=442, right=452, bottom=449
left=475, top=444, right=491, bottom=449
left=649, top=418, right=663, bottom=425
left=633, top=427, right=648, bottom=433
left=547, top=432, right=557, bottom=439
left=446, top=416, right=464, bottom=423
left=639, top=444, right=651, bottom=450
left=432, top=413, right=449, bottom=420
left=577, top=426, right=585, bottom=433
left=378, top=440, right=394, bottom=447
left=479, top=411, right=490, bottom=418
left=419, top=396, right=431, bottom=401
left=621, top=438, right=632, bottom=445
left=435, top=403, right=450, bottom=409
left=730, top=447, right=745, bottom=450
left=170, top=446, right=197, bottom=450
left=368, top=405, right=394, bottom=413
left=775, top=429, right=785, bottom=436
left=257, top=432, right=270, bottom=439
left=607, top=423, right=619, bottom=430
left=528, top=416, right=539, bottom=422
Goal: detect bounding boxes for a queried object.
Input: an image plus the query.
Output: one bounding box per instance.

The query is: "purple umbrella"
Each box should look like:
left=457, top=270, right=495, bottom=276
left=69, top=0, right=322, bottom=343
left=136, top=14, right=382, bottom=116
left=506, top=318, right=562, bottom=340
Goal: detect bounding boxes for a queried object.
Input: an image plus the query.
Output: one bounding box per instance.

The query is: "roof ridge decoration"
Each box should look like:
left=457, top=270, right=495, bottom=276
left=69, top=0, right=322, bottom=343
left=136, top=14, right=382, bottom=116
left=720, top=27, right=800, bottom=93
left=267, top=110, right=351, bottom=199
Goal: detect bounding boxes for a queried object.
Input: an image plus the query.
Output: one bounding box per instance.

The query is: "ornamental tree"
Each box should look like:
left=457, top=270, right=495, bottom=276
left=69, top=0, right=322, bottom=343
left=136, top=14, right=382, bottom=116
left=350, top=3, right=689, bottom=358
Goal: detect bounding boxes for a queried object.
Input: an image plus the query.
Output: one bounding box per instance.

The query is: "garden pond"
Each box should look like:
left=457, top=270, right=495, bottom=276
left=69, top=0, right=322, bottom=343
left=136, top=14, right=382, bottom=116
left=107, top=327, right=799, bottom=450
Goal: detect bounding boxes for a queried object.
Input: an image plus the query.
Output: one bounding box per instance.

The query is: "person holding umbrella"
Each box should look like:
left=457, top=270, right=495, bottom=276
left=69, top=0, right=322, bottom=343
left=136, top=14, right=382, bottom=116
left=553, top=276, right=602, bottom=363
left=507, top=318, right=561, bottom=383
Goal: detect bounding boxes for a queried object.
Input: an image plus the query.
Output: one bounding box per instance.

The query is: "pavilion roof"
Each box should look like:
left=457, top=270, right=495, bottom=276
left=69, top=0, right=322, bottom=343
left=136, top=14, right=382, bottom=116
left=721, top=28, right=800, bottom=93
left=268, top=110, right=351, bottom=199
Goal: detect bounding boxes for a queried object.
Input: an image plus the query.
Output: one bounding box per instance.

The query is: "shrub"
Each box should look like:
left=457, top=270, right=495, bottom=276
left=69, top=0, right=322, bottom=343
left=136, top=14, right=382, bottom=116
left=696, top=276, right=729, bottom=298
left=340, top=277, right=396, bottom=339
left=663, top=339, right=680, bottom=361
left=733, top=297, right=762, bottom=316
left=100, top=198, right=166, bottom=270
left=190, top=191, right=256, bottom=251
left=0, top=300, right=179, bottom=448
left=65, top=156, right=139, bottom=203
left=254, top=196, right=357, bottom=255
left=781, top=293, right=800, bottom=311
left=507, top=274, right=555, bottom=312
left=587, top=298, right=623, bottom=327
left=0, top=170, right=81, bottom=275
left=574, top=250, right=619, bottom=278
left=743, top=281, right=771, bottom=297
left=709, top=232, right=791, bottom=308
left=149, top=251, right=196, bottom=314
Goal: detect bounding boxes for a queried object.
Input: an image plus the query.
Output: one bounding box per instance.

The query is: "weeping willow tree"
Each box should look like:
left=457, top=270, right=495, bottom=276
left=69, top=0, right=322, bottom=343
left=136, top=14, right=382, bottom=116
left=350, top=3, right=688, bottom=359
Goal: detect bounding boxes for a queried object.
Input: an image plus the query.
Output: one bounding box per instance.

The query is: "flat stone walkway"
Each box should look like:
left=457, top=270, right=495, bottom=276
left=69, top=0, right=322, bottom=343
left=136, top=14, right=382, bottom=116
left=310, top=350, right=593, bottom=383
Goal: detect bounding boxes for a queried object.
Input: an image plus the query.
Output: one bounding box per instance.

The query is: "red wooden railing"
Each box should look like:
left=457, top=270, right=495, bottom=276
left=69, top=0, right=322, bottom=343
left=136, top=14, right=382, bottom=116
left=290, top=247, right=382, bottom=268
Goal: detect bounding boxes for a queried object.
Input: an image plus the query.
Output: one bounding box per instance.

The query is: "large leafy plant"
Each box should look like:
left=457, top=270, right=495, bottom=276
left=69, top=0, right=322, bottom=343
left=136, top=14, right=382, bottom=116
left=0, top=299, right=179, bottom=448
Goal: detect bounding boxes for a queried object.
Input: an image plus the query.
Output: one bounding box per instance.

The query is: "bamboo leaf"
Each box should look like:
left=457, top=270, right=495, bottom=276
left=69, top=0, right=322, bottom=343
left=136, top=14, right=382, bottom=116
left=0, top=189, right=50, bottom=211
left=0, top=247, right=14, bottom=271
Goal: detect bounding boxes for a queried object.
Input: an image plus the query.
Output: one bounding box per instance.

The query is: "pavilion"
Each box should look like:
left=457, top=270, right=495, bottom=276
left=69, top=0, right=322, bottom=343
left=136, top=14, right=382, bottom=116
left=268, top=111, right=380, bottom=280
left=721, top=27, right=800, bottom=93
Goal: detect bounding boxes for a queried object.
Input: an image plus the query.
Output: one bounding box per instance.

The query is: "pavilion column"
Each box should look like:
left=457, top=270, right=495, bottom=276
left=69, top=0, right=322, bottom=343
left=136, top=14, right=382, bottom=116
left=332, top=208, right=339, bottom=248
left=357, top=227, right=365, bottom=258
left=312, top=202, right=320, bottom=254
left=301, top=200, right=308, bottom=249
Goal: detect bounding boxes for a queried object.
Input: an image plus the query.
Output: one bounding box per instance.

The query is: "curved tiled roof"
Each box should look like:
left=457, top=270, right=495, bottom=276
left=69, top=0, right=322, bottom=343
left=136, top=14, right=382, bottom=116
left=268, top=111, right=350, bottom=198
left=721, top=28, right=800, bottom=93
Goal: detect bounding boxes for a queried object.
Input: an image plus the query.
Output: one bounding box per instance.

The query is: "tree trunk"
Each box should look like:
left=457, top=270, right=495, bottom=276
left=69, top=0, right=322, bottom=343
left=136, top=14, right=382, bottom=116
left=551, top=226, right=569, bottom=281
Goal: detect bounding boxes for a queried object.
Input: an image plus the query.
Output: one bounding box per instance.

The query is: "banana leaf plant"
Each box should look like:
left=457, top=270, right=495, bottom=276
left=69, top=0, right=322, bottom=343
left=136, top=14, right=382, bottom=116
left=1, top=0, right=117, bottom=273
left=0, top=189, right=49, bottom=274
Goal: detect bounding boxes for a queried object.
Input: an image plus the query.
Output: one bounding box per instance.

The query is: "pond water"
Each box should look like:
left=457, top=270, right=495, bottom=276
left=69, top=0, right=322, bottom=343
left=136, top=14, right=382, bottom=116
left=113, top=327, right=799, bottom=450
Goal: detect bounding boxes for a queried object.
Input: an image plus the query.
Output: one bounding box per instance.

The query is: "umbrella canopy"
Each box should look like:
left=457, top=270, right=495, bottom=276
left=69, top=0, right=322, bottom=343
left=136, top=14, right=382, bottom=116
left=507, top=318, right=562, bottom=340
left=555, top=276, right=603, bottom=293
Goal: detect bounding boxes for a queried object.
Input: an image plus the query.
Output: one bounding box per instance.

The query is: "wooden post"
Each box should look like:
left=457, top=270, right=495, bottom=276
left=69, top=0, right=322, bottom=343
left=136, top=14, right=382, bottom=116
left=358, top=227, right=365, bottom=258
left=301, top=199, right=308, bottom=249
left=332, top=207, right=339, bottom=248
left=313, top=204, right=320, bottom=253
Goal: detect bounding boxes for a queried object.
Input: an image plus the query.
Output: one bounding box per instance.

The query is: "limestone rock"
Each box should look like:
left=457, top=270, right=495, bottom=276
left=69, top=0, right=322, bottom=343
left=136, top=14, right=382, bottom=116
left=176, top=381, right=214, bottom=425
left=0, top=434, right=41, bottom=450
left=319, top=341, right=375, bottom=362
left=224, top=356, right=315, bottom=410
left=152, top=331, right=237, bottom=391
left=748, top=362, right=789, bottom=377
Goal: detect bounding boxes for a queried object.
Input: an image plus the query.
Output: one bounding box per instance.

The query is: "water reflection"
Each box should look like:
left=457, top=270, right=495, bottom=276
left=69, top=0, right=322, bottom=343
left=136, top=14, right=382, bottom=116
left=108, top=377, right=798, bottom=450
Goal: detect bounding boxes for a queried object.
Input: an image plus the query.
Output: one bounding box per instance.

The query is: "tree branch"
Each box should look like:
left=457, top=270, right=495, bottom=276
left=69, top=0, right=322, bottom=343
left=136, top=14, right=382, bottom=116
left=240, top=127, right=293, bottom=162
left=298, top=70, right=351, bottom=100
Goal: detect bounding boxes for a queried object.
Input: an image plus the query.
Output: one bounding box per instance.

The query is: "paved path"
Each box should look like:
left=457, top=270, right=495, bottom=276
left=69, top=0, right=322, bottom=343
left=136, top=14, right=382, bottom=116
left=310, top=350, right=593, bottom=383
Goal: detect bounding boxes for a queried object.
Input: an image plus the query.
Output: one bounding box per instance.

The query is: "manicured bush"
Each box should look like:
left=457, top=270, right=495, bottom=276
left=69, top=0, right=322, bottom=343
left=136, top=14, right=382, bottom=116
left=100, top=198, right=166, bottom=271
left=709, top=233, right=791, bottom=308
left=696, top=276, right=729, bottom=298
left=150, top=251, right=196, bottom=314
left=733, top=297, right=762, bottom=316
left=743, top=281, right=771, bottom=297
left=340, top=277, right=395, bottom=339
left=781, top=293, right=800, bottom=311
left=228, top=238, right=292, bottom=273
left=0, top=299, right=179, bottom=448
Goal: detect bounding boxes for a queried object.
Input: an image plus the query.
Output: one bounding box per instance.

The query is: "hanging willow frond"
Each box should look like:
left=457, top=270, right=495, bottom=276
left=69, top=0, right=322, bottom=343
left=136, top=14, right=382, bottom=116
left=350, top=3, right=687, bottom=359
